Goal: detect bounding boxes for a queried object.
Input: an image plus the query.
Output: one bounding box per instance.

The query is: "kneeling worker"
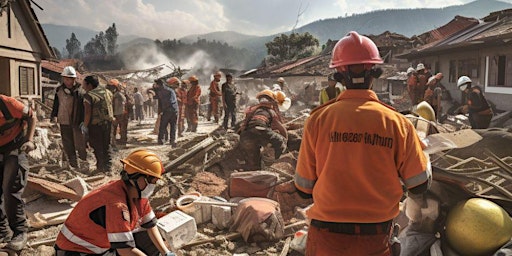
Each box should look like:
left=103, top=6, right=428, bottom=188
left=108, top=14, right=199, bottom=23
left=54, top=149, right=174, bottom=256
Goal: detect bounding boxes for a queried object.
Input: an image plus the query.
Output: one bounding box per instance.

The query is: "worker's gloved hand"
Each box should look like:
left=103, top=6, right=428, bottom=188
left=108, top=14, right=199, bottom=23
left=79, top=122, right=88, bottom=135
left=162, top=252, right=175, bottom=256
left=20, top=141, right=36, bottom=153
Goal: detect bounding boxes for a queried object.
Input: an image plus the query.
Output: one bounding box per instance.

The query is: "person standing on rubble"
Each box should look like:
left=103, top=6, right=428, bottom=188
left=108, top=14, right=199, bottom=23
left=237, top=89, right=287, bottom=170
left=319, top=73, right=342, bottom=105
left=50, top=66, right=88, bottom=169
left=457, top=76, right=493, bottom=129
left=153, top=77, right=178, bottom=146
left=0, top=95, right=37, bottom=251
left=294, top=31, right=431, bottom=256
left=406, top=67, right=421, bottom=105
left=208, top=71, right=223, bottom=123
left=176, top=79, right=189, bottom=136
left=54, top=149, right=175, bottom=256
left=423, top=72, right=444, bottom=119
left=82, top=75, right=114, bottom=173
left=109, top=79, right=128, bottom=147
left=133, top=87, right=145, bottom=123
left=186, top=76, right=201, bottom=132
left=222, top=73, right=238, bottom=130
left=415, top=63, right=431, bottom=103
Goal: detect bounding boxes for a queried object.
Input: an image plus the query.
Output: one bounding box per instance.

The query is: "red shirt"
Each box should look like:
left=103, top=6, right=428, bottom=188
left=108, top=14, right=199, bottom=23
left=0, top=95, right=30, bottom=147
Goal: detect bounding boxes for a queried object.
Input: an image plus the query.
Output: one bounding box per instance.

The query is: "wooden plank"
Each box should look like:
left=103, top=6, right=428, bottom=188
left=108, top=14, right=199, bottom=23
left=27, top=176, right=81, bottom=201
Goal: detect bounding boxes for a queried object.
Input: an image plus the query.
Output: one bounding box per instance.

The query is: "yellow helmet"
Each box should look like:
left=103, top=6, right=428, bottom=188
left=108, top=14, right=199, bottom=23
left=445, top=198, right=512, bottom=256
left=274, top=91, right=291, bottom=111
left=256, top=89, right=276, bottom=101
left=414, top=101, right=436, bottom=122
left=120, top=149, right=164, bottom=179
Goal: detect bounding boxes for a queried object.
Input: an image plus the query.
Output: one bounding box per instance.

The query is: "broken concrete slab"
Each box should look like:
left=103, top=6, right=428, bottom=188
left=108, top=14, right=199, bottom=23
left=27, top=176, right=81, bottom=201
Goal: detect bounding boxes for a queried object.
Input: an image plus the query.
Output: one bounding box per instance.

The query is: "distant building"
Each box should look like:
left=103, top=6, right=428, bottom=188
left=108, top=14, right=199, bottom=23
left=399, top=10, right=512, bottom=111
left=0, top=0, right=55, bottom=98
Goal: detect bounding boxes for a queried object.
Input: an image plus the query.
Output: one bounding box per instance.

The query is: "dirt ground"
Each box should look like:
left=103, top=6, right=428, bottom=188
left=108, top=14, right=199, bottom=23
left=1, top=114, right=309, bottom=256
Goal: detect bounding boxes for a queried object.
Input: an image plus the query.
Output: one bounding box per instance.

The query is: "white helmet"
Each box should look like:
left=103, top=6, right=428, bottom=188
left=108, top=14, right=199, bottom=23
left=427, top=76, right=436, bottom=85
left=277, top=77, right=285, bottom=83
left=457, top=76, right=471, bottom=91
left=272, top=84, right=282, bottom=91
left=416, top=63, right=425, bottom=71
left=61, top=66, right=77, bottom=78
left=406, top=67, right=415, bottom=75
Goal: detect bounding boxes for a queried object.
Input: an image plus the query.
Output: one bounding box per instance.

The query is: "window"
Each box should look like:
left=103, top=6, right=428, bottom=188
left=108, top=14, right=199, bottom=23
left=497, top=55, right=506, bottom=86
left=457, top=58, right=479, bottom=79
left=19, top=66, right=35, bottom=95
left=449, top=60, right=456, bottom=83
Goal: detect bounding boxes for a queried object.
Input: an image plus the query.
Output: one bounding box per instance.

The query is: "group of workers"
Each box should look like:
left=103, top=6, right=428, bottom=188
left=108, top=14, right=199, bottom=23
left=0, top=29, right=501, bottom=255
left=406, top=63, right=493, bottom=128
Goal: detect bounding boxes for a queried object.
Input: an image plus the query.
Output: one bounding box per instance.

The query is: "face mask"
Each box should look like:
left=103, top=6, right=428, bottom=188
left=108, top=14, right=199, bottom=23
left=459, top=84, right=467, bottom=91
left=140, top=183, right=155, bottom=198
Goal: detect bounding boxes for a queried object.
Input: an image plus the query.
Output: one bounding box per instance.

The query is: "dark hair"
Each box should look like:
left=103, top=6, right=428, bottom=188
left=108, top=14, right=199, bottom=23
left=226, top=73, right=233, bottom=78
left=84, top=75, right=99, bottom=88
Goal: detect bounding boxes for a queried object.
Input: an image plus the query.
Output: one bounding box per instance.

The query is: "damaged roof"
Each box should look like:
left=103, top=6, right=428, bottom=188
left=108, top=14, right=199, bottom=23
left=399, top=10, right=512, bottom=59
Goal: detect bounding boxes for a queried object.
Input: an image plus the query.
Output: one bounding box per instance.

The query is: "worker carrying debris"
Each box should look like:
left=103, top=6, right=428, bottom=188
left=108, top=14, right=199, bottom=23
left=457, top=75, right=493, bottom=129
left=294, top=31, right=431, bottom=256
left=54, top=149, right=175, bottom=256
left=423, top=72, right=444, bottom=120
left=0, top=94, right=37, bottom=251
left=237, top=89, right=288, bottom=171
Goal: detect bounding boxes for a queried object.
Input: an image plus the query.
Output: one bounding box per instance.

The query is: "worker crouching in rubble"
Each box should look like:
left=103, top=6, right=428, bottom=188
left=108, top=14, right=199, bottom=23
left=294, top=31, right=431, bottom=256
left=237, top=89, right=288, bottom=171
left=457, top=75, right=493, bottom=129
left=54, top=149, right=175, bottom=256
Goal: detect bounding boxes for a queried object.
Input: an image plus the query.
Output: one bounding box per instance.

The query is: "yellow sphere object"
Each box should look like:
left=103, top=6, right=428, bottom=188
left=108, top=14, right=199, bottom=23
left=445, top=198, right=512, bottom=256
left=414, top=101, right=436, bottom=122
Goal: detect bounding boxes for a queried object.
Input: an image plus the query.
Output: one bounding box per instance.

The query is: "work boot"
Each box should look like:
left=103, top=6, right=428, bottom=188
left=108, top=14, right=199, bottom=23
left=6, top=232, right=27, bottom=251
left=0, top=229, right=12, bottom=243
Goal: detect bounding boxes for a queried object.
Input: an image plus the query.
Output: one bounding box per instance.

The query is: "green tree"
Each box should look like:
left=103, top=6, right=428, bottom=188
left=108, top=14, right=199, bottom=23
left=65, top=33, right=81, bottom=58
left=84, top=32, right=107, bottom=57
left=105, top=23, right=119, bottom=55
left=265, top=32, right=319, bottom=63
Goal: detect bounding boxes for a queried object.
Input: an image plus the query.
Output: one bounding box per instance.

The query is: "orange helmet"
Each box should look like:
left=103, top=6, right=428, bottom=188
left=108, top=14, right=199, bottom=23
left=189, top=75, right=198, bottom=82
left=166, top=77, right=180, bottom=86
left=329, top=31, right=383, bottom=71
left=256, top=89, right=276, bottom=101
left=120, top=149, right=164, bottom=179
left=182, top=79, right=190, bottom=86
left=108, top=79, right=120, bottom=87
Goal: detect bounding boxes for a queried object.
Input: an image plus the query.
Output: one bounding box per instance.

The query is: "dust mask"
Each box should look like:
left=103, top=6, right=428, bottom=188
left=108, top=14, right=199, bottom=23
left=140, top=183, right=155, bottom=198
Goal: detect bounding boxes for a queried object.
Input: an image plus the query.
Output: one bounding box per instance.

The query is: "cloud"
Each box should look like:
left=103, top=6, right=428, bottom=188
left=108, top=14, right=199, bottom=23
left=33, top=0, right=512, bottom=40
left=34, top=0, right=230, bottom=39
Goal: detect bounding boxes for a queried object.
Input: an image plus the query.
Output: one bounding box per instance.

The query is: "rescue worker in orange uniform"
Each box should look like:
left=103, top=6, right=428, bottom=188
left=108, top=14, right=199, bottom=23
left=294, top=31, right=431, bottom=256
left=54, top=149, right=175, bottom=256
left=406, top=67, right=420, bottom=105
left=0, top=95, right=37, bottom=251
left=238, top=89, right=287, bottom=170
left=176, top=79, right=189, bottom=137
left=208, top=71, right=222, bottom=123
left=423, top=72, right=444, bottom=119
left=186, top=76, right=201, bottom=132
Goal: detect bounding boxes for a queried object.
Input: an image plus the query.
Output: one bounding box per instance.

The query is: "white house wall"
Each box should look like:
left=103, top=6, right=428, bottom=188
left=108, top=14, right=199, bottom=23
left=411, top=46, right=512, bottom=111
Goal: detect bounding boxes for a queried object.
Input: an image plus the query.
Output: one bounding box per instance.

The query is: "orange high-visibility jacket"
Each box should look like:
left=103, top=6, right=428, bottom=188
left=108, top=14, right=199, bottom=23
left=55, top=180, right=156, bottom=254
left=295, top=90, right=429, bottom=223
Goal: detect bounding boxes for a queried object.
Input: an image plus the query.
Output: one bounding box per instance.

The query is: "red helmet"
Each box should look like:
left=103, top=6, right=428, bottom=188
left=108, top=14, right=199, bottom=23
left=166, top=77, right=180, bottom=86
left=329, top=31, right=383, bottom=71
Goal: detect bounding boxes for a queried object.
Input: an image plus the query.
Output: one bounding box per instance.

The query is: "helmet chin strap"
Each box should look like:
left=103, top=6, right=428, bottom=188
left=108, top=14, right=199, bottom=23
left=130, top=179, right=144, bottom=198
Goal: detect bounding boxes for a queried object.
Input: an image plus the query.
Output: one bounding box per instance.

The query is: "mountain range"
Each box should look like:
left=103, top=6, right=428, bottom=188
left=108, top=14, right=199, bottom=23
left=42, top=0, right=512, bottom=68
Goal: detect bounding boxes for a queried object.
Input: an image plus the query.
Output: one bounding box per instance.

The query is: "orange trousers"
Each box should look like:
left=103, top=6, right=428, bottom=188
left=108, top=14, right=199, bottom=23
left=306, top=226, right=391, bottom=256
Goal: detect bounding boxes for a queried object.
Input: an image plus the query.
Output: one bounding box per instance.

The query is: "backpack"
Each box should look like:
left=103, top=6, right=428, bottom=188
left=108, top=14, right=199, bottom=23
left=89, top=88, right=114, bottom=124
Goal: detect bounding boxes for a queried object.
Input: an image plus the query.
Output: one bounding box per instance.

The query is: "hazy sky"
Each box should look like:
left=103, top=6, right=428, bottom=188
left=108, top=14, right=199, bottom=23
left=33, top=0, right=512, bottom=39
